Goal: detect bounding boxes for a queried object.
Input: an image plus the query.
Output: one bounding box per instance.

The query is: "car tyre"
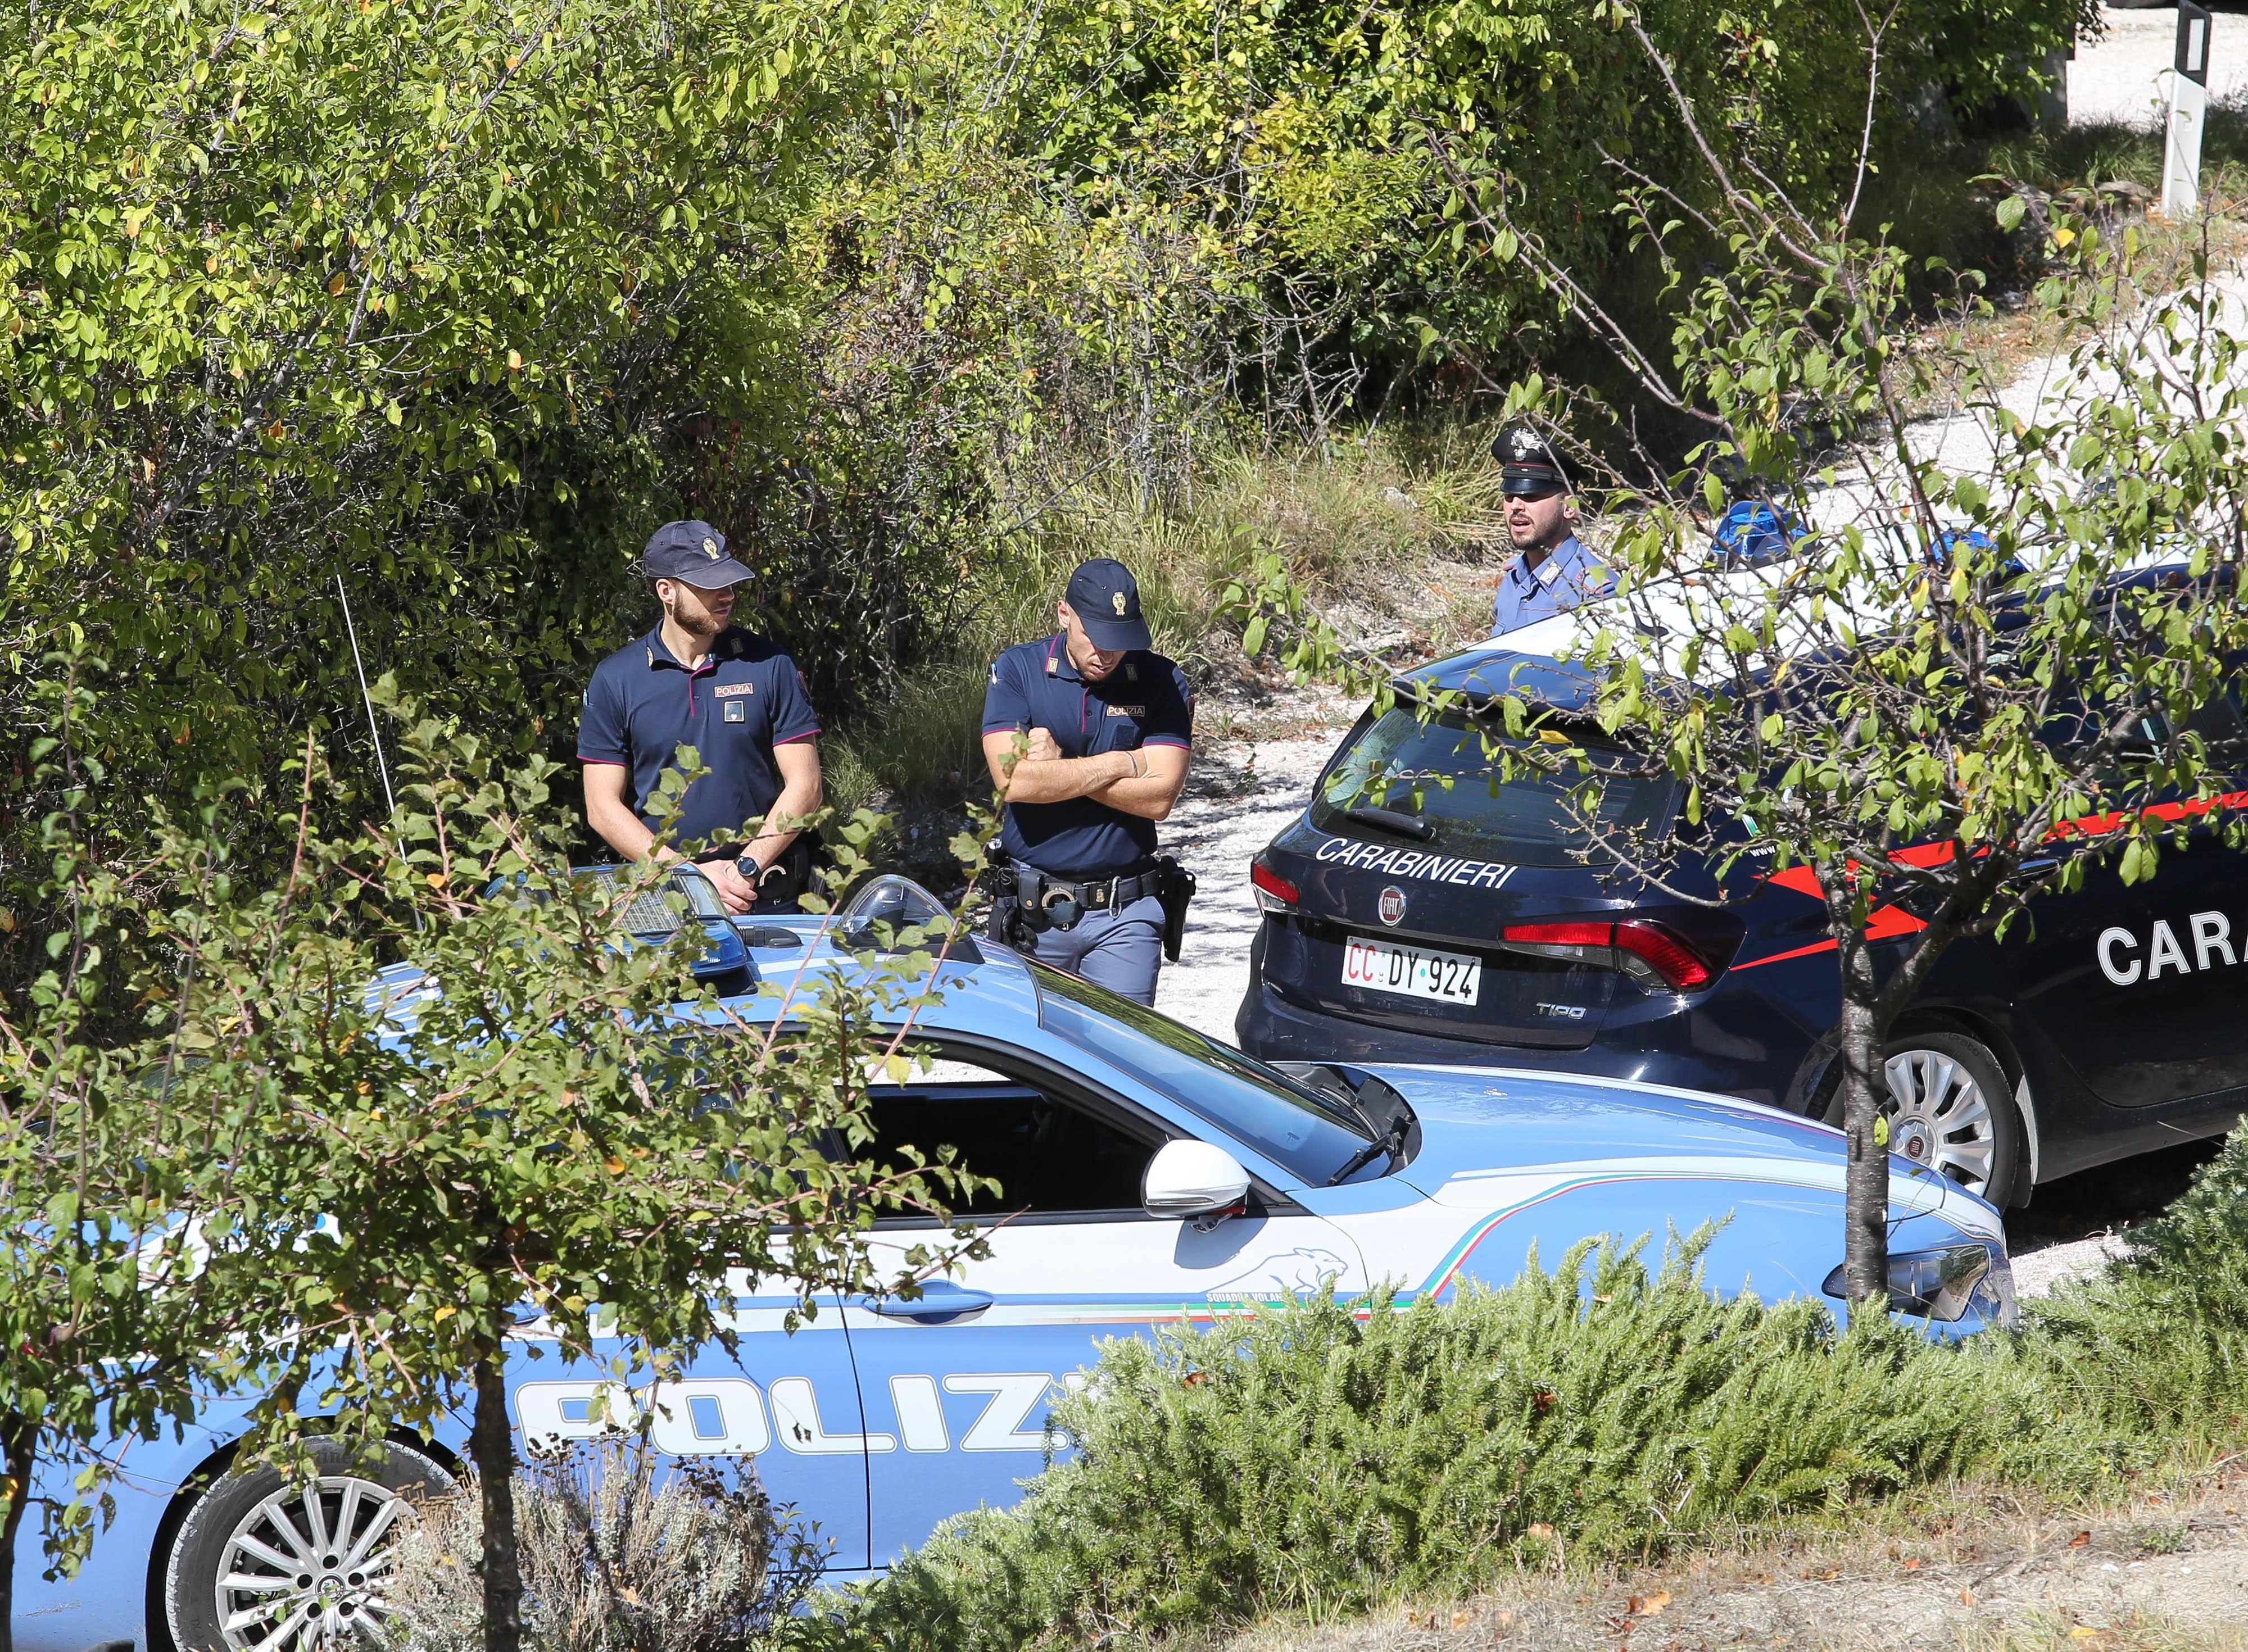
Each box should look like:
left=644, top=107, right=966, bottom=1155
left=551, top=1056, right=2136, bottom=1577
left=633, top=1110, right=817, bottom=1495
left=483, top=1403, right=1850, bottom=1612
left=164, top=1437, right=454, bottom=1652
left=1878, top=1031, right=2022, bottom=1204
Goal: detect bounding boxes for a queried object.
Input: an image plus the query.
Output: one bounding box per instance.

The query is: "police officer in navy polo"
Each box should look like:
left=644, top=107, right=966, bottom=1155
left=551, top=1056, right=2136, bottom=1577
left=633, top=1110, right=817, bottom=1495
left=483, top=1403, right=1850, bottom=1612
left=981, top=559, right=1193, bottom=1005
left=578, top=520, right=822, bottom=915
left=1489, top=423, right=1612, bottom=637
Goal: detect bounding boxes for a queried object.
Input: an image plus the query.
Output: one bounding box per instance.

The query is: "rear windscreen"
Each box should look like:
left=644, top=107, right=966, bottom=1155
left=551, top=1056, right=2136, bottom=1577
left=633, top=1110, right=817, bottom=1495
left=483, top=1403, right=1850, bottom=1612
left=1310, top=707, right=1675, bottom=869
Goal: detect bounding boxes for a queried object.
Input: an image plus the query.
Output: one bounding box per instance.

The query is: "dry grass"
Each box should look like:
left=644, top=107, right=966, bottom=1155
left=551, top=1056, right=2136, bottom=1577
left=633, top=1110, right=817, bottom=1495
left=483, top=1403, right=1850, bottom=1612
left=383, top=1442, right=809, bottom=1652
left=824, top=426, right=1503, bottom=822
left=1215, top=1471, right=2248, bottom=1652
left=1919, top=101, right=2248, bottom=400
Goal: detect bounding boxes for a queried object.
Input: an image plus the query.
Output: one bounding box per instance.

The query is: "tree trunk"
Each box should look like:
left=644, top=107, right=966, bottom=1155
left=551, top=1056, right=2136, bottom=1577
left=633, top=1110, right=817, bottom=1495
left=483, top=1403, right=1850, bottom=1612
left=0, top=1413, right=37, bottom=1652
left=468, top=1348, right=522, bottom=1652
left=1835, top=933, right=1892, bottom=1307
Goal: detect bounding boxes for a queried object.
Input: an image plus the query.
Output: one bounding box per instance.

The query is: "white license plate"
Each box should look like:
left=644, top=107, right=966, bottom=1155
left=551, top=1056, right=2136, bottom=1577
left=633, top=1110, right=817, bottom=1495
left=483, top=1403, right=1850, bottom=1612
left=1341, top=936, right=1482, bottom=1005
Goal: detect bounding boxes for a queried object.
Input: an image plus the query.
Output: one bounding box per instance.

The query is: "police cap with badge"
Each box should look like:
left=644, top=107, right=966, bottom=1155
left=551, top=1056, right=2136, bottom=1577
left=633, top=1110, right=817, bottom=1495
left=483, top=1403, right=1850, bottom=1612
left=1491, top=424, right=1571, bottom=497
left=1064, top=556, right=1153, bottom=651
left=635, top=519, right=756, bottom=587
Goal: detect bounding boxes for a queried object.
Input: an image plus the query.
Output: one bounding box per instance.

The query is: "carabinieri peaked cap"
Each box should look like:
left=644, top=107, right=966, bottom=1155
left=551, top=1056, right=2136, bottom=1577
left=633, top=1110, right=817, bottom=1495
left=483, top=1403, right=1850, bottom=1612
left=1491, top=424, right=1571, bottom=496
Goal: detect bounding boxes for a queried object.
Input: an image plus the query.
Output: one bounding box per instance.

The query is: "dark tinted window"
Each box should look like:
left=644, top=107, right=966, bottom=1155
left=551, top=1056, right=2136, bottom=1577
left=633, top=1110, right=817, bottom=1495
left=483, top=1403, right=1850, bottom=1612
left=2037, top=683, right=2247, bottom=763
left=863, top=1057, right=1160, bottom=1219
left=1311, top=707, right=1674, bottom=868
left=2182, top=687, right=2248, bottom=750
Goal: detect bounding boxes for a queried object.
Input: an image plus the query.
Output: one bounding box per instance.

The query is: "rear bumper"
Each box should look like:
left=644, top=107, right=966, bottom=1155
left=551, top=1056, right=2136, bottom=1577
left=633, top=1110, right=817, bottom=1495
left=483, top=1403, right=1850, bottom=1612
left=1237, top=977, right=1799, bottom=1110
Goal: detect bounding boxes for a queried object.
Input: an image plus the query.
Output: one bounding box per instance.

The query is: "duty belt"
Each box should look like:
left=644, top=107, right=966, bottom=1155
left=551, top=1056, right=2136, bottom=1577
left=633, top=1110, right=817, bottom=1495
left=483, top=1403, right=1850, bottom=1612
left=1010, top=859, right=1162, bottom=911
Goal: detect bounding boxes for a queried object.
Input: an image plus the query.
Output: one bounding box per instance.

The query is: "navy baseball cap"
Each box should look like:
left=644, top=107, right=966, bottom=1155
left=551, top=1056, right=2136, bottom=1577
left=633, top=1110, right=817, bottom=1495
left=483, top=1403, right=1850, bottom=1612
left=1492, top=424, right=1571, bottom=496
left=1064, top=557, right=1152, bottom=651
left=637, top=520, right=754, bottom=587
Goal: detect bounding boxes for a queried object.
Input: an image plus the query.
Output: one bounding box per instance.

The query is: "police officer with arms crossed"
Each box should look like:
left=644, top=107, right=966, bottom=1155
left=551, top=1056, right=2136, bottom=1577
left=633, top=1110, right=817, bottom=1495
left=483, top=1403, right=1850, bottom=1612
left=981, top=559, right=1193, bottom=1006
left=578, top=520, right=822, bottom=915
left=1488, top=423, right=1612, bottom=638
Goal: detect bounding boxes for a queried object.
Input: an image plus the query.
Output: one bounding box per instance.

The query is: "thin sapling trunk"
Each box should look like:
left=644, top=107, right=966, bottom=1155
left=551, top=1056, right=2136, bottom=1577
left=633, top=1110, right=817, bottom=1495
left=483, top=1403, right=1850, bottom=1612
left=1835, top=935, right=1891, bottom=1306
left=469, top=1344, right=523, bottom=1652
left=0, top=1413, right=37, bottom=1652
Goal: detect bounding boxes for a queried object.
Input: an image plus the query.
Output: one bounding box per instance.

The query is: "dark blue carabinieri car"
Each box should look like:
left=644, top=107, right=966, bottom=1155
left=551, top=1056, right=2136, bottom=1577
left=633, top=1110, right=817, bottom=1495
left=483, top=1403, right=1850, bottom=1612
left=1238, top=641, right=2248, bottom=1206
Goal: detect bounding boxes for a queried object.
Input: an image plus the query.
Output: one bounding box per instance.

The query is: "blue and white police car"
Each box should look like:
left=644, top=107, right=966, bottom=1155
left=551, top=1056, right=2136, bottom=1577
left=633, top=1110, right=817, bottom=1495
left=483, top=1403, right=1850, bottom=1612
left=18, top=877, right=2011, bottom=1652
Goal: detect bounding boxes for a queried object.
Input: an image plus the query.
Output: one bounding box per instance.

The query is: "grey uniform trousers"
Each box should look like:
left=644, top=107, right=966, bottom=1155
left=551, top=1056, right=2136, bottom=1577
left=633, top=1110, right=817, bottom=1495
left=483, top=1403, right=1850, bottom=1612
left=1019, top=892, right=1166, bottom=1006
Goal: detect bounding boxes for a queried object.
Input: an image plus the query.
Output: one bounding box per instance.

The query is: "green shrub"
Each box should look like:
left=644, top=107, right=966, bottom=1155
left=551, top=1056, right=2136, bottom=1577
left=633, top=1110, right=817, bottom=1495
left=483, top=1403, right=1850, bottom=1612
left=2023, top=1122, right=2248, bottom=1449
left=825, top=1242, right=2120, bottom=1652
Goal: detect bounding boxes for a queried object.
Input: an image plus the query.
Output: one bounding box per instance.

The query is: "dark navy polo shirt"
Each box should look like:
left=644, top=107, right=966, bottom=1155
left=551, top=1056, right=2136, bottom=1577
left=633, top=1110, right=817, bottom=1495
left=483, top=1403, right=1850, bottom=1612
left=981, top=634, right=1193, bottom=878
left=578, top=625, right=819, bottom=848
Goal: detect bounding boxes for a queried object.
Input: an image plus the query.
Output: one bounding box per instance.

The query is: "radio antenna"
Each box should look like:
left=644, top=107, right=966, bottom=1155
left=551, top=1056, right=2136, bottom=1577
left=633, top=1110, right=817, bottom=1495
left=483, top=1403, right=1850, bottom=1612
left=335, top=573, right=400, bottom=823
left=335, top=574, right=425, bottom=942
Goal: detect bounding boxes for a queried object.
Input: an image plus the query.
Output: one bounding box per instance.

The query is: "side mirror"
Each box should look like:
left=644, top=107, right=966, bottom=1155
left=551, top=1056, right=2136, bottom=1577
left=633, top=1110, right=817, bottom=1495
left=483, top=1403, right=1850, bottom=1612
left=1142, top=1139, right=1251, bottom=1222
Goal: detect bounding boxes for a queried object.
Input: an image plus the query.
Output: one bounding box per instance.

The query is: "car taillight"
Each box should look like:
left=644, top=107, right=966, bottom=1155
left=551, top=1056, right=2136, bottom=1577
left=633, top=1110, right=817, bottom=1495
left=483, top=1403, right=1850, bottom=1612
left=1250, top=859, right=1300, bottom=914
left=1498, top=919, right=1717, bottom=991
left=1614, top=921, right=1714, bottom=989
left=1494, top=920, right=1612, bottom=966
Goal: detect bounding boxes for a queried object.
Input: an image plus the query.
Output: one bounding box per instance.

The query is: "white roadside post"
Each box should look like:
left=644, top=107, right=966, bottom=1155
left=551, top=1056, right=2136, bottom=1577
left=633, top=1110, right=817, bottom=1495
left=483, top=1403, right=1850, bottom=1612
left=2163, top=1, right=2213, bottom=219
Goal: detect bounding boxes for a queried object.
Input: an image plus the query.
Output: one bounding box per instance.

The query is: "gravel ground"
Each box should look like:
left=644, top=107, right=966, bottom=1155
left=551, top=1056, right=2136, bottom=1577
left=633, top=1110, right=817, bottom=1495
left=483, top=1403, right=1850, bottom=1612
left=1155, top=732, right=1343, bottom=1049
left=2072, top=5, right=2248, bottom=131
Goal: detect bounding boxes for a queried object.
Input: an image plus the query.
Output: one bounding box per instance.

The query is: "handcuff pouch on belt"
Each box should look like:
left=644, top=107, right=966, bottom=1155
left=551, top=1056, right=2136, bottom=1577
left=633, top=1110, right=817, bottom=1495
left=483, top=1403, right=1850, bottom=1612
left=986, top=860, right=1174, bottom=942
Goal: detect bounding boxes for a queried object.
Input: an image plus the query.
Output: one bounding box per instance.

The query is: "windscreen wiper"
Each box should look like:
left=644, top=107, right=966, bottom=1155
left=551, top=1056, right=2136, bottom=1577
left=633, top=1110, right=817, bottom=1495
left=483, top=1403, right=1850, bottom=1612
left=1286, top=1062, right=1381, bottom=1134
left=1341, top=805, right=1435, bottom=842
left=1326, top=1114, right=1410, bottom=1186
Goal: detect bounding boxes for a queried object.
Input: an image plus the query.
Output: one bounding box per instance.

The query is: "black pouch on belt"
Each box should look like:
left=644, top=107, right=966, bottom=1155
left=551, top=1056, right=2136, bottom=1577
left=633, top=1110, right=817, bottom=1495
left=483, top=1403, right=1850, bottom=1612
left=1155, top=855, right=1196, bottom=962
left=1014, top=866, right=1061, bottom=935
left=982, top=857, right=1023, bottom=945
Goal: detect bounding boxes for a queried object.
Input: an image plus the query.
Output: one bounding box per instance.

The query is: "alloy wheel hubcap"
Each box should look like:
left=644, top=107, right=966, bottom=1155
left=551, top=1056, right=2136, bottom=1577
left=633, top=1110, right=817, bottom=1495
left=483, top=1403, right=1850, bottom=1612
left=212, top=1474, right=410, bottom=1651
left=1882, top=1049, right=1997, bottom=1193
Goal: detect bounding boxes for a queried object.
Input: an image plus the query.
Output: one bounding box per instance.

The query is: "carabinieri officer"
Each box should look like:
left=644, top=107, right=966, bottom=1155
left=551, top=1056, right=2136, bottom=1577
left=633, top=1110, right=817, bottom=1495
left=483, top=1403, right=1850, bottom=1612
left=981, top=558, right=1193, bottom=1005
left=578, top=520, right=822, bottom=915
left=1489, top=423, right=1612, bottom=637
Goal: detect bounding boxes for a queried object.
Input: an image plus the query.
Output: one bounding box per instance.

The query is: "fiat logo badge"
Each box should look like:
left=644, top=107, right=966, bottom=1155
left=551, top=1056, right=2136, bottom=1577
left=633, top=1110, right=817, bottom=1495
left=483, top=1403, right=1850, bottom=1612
left=1377, top=886, right=1408, bottom=926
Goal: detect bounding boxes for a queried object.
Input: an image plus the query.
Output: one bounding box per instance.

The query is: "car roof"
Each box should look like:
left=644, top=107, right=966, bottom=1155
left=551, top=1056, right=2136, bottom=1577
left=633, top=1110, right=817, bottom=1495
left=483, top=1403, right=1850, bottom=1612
left=1391, top=645, right=1602, bottom=712
left=691, top=918, right=1048, bottom=1041
left=1400, top=548, right=2215, bottom=721
left=366, top=899, right=1051, bottom=1045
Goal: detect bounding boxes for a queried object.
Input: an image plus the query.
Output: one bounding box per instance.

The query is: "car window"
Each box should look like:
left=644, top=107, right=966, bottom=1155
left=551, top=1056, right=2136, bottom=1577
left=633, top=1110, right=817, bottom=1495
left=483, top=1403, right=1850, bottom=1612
left=858, top=1052, right=1162, bottom=1222
left=1030, top=965, right=1375, bottom=1185
left=2181, top=687, right=2248, bottom=753
left=2037, top=680, right=2248, bottom=777
left=1311, top=706, right=1675, bottom=869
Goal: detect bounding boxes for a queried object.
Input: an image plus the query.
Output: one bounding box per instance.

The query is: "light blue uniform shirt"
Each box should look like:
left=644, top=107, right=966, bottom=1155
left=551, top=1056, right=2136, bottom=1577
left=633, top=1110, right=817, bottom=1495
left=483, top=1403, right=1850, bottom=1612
left=1490, top=534, right=1613, bottom=637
